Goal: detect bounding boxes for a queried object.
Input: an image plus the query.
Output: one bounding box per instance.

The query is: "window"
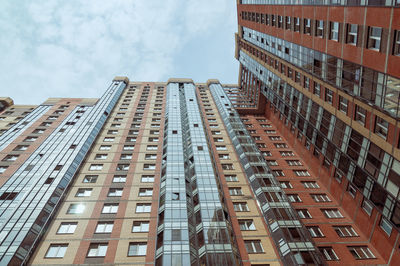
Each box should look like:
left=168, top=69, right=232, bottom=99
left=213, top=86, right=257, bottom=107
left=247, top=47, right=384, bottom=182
left=322, top=209, right=343, bottom=218
left=367, top=26, right=382, bottom=51
left=13, top=145, right=29, bottom=151
left=116, top=164, right=129, bottom=171
left=311, top=194, right=331, bottom=202
left=325, top=88, right=333, bottom=103
left=138, top=188, right=153, bottom=197
left=136, top=203, right=151, bottom=213
left=147, top=145, right=158, bottom=150
left=83, top=175, right=97, bottom=183
left=294, top=17, right=300, bottom=32
left=89, top=164, right=103, bottom=171
left=145, top=154, right=157, bottom=160
left=394, top=30, right=400, bottom=56
left=123, top=145, right=135, bottom=151
left=244, top=240, right=264, bottom=254
left=95, top=154, right=107, bottom=160
left=266, top=160, right=278, bottom=166
left=339, top=96, right=348, bottom=114
left=57, top=223, right=77, bottom=234
left=102, top=203, right=118, bottom=214
left=273, top=170, right=285, bottom=176
left=229, top=187, right=243, bottom=196
left=294, top=170, right=310, bottom=176
left=307, top=226, right=324, bottom=237
left=141, top=175, right=155, bottom=183
left=346, top=24, right=358, bottom=45
left=132, top=221, right=150, bottom=232
left=121, top=154, right=132, bottom=160
left=330, top=22, right=339, bottom=41
left=348, top=246, right=375, bottom=260
left=375, top=117, right=388, bottom=139
left=24, top=136, right=37, bottom=142
left=2, top=155, right=19, bottom=162
left=103, top=137, right=114, bottom=142
left=280, top=151, right=295, bottom=156
left=99, top=145, right=111, bottom=151
left=315, top=20, right=324, bottom=37
left=67, top=204, right=85, bottom=214
left=233, top=202, right=249, bottom=212
left=128, top=242, right=147, bottom=256
left=304, top=18, right=311, bottom=35
left=76, top=188, right=92, bottom=197
left=218, top=154, right=230, bottom=160
left=222, top=164, right=234, bottom=170
left=297, top=209, right=312, bottom=219
left=280, top=181, right=292, bottom=189
left=113, top=175, right=126, bottom=183
left=143, top=164, right=156, bottom=170
left=334, top=225, right=358, bottom=237
left=216, top=145, right=227, bottom=151
left=95, top=222, right=114, bottom=233
left=286, top=160, right=302, bottom=166
left=274, top=143, right=288, bottom=148
left=239, top=220, right=256, bottom=231
left=319, top=247, right=339, bottom=261
left=362, top=200, right=373, bottom=216
left=108, top=188, right=123, bottom=197
left=45, top=244, right=68, bottom=258
left=313, top=82, right=321, bottom=96
left=380, top=217, right=392, bottom=236
left=287, top=194, right=302, bottom=203
left=225, top=175, right=238, bottom=182
left=87, top=243, right=108, bottom=257
left=269, top=136, right=281, bottom=141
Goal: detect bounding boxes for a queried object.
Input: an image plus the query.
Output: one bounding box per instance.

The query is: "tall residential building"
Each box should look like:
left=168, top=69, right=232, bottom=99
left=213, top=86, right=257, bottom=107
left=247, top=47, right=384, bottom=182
left=236, top=0, right=400, bottom=265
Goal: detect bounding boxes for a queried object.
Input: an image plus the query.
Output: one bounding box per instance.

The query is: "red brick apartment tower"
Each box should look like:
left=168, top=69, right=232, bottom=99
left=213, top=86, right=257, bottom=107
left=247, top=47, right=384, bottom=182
left=235, top=0, right=400, bottom=265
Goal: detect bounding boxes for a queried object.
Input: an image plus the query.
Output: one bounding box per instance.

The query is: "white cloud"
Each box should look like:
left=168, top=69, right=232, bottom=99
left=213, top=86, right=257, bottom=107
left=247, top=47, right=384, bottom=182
left=0, top=0, right=238, bottom=104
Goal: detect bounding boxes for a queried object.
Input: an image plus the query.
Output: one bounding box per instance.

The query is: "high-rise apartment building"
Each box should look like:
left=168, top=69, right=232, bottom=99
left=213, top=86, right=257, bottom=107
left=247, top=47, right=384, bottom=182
left=0, top=1, right=399, bottom=265
left=236, top=0, right=400, bottom=265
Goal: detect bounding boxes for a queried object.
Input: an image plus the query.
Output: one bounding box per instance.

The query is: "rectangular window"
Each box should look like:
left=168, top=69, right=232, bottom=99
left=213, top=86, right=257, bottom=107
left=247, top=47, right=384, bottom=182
left=145, top=154, right=157, bottom=160
left=239, top=220, right=256, bottom=231
left=128, top=242, right=147, bottom=256
left=87, top=243, right=108, bottom=257
left=116, top=164, right=129, bottom=171
left=266, top=160, right=278, bottom=166
left=229, top=187, right=243, bottom=196
left=322, top=209, right=344, bottom=218
left=339, top=96, right=348, bottom=114
left=123, top=145, right=135, bottom=151
left=102, top=203, right=118, bottom=214
left=325, top=88, right=333, bottom=103
left=307, top=226, right=324, bottom=237
left=367, top=26, right=382, bottom=51
left=245, top=240, right=264, bottom=253
left=313, top=82, right=321, bottom=96
left=225, top=175, right=238, bottom=182
left=315, top=20, right=324, bottom=37
left=294, top=170, right=310, bottom=176
left=95, top=222, right=114, bottom=233
left=287, top=194, right=302, bottom=203
left=45, top=244, right=68, bottom=258
left=108, top=188, right=123, bottom=197
left=89, top=164, right=103, bottom=171
left=138, top=188, right=153, bottom=197
left=297, top=209, right=312, bottom=219
left=57, top=223, right=77, bottom=234
left=380, top=217, right=392, bottom=236
left=294, top=17, right=300, bottom=32
left=280, top=181, right=292, bottom=189
left=83, top=175, right=98, bottom=183
left=319, top=247, right=339, bottom=261
left=354, top=105, right=366, bottom=126
left=103, top=137, right=114, bottom=142
left=75, top=188, right=92, bottom=197
left=113, top=175, right=127, bottom=183
left=375, top=116, right=388, bottom=139
left=347, top=24, right=358, bottom=45
left=286, top=160, right=302, bottom=166
left=141, top=175, right=155, bottom=183
left=233, top=202, right=249, bottom=212
left=311, top=194, right=331, bottom=202
left=95, top=154, right=107, bottom=160
left=302, top=181, right=319, bottom=189
left=99, top=145, right=111, bottom=151
left=334, top=225, right=358, bottom=237
left=330, top=22, right=339, bottom=41
left=304, top=18, right=311, bottom=35
left=136, top=203, right=151, bottom=213
left=67, top=204, right=85, bottom=214
left=147, top=145, right=158, bottom=150
left=280, top=151, right=295, bottom=156
left=120, top=154, right=132, bottom=160
left=394, top=30, right=400, bottom=56
left=348, top=246, right=375, bottom=260
left=132, top=221, right=150, bottom=232
left=143, top=164, right=156, bottom=170
left=362, top=200, right=373, bottom=216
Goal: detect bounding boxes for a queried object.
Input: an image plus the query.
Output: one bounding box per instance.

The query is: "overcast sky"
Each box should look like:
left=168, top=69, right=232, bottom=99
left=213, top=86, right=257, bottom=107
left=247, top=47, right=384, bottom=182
left=0, top=0, right=238, bottom=104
